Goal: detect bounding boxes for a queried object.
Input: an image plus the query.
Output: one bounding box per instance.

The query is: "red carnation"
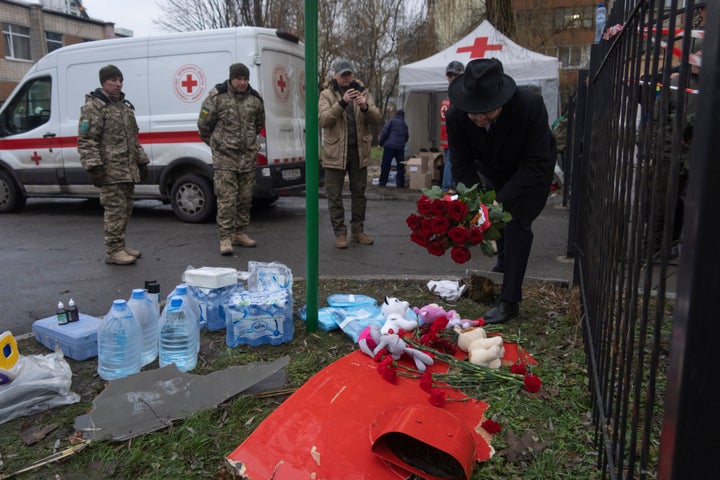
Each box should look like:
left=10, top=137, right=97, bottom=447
left=420, top=371, right=434, bottom=393
left=467, top=226, right=484, bottom=244
left=510, top=363, right=527, bottom=375
left=447, top=199, right=469, bottom=221
left=417, top=196, right=433, bottom=216
left=429, top=388, right=446, bottom=407
left=450, top=245, right=471, bottom=264
left=482, top=418, right=503, bottom=434
left=411, top=230, right=431, bottom=247
left=427, top=239, right=448, bottom=257
left=431, top=215, right=450, bottom=234
left=406, top=213, right=422, bottom=231
left=447, top=226, right=468, bottom=245
left=378, top=357, right=397, bottom=384
left=524, top=374, right=542, bottom=393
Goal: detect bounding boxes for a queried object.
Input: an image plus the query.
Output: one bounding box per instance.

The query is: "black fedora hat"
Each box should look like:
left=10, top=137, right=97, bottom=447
left=448, top=58, right=516, bottom=113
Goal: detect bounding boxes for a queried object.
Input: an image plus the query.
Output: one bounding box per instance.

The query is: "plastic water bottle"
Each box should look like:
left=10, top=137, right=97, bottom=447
left=97, top=299, right=142, bottom=381
left=159, top=296, right=199, bottom=372
left=594, top=3, right=607, bottom=44
left=144, top=280, right=161, bottom=317
left=168, top=284, right=201, bottom=328
left=127, top=288, right=159, bottom=366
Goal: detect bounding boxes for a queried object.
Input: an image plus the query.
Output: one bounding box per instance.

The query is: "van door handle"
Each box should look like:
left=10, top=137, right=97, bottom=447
left=43, top=132, right=56, bottom=138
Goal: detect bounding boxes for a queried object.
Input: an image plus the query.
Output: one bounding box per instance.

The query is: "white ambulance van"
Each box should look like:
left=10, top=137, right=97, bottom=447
left=0, top=27, right=307, bottom=222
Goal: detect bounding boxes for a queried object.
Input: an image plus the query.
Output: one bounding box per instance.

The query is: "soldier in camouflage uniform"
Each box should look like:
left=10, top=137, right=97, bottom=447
left=198, top=63, right=265, bottom=256
left=78, top=65, right=150, bottom=265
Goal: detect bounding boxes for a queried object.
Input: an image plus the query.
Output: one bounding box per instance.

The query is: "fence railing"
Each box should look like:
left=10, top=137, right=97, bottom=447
left=568, top=1, right=719, bottom=478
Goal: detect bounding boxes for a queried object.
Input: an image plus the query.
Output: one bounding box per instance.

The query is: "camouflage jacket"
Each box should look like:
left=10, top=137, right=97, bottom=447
left=318, top=79, right=382, bottom=170
left=197, top=81, right=265, bottom=172
left=77, top=89, right=149, bottom=184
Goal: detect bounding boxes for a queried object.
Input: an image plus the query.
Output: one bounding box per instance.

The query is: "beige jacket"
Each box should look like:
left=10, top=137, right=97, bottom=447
left=318, top=80, right=382, bottom=170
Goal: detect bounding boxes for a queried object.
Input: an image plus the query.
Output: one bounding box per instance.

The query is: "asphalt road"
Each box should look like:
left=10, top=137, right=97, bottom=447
left=0, top=189, right=573, bottom=335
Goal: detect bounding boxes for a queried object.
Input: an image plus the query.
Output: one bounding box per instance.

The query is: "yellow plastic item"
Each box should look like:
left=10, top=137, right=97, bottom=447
left=0, top=330, right=19, bottom=370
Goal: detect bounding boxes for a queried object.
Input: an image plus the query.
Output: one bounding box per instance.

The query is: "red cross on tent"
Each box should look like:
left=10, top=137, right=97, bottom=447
left=456, top=36, right=503, bottom=58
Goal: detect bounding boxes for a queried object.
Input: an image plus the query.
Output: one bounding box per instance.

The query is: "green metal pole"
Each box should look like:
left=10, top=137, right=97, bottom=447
left=304, top=0, right=319, bottom=332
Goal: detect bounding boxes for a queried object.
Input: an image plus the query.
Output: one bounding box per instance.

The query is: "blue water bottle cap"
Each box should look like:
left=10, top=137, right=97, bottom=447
left=598, top=3, right=604, bottom=7
left=131, top=289, right=145, bottom=298
left=175, top=284, right=188, bottom=295
left=170, top=296, right=183, bottom=308
left=113, top=299, right=126, bottom=307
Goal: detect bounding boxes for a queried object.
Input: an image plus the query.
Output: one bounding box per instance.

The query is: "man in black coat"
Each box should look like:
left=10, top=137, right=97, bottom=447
left=447, top=58, right=555, bottom=324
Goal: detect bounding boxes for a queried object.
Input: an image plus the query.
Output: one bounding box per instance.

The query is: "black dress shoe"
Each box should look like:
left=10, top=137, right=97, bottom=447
left=482, top=301, right=519, bottom=325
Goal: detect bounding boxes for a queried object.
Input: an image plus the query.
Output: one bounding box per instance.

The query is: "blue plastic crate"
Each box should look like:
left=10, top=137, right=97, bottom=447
left=32, top=313, right=102, bottom=361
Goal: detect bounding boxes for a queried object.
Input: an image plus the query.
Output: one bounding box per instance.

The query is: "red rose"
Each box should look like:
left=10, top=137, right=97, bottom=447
left=431, top=199, right=447, bottom=216
left=420, top=218, right=433, bottom=234
left=427, top=239, right=447, bottom=256
left=447, top=226, right=468, bottom=245
left=482, top=418, right=503, bottom=434
left=429, top=388, right=446, bottom=407
left=406, top=213, right=422, bottom=231
left=430, top=215, right=450, bottom=234
left=467, top=226, right=484, bottom=244
left=450, top=245, right=471, bottom=264
left=411, top=230, right=430, bottom=247
left=524, top=374, right=542, bottom=393
left=417, top=196, right=433, bottom=216
left=510, top=363, right=527, bottom=375
left=447, top=200, right=468, bottom=221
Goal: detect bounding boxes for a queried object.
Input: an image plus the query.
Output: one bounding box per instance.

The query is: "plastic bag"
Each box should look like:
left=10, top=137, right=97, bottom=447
left=427, top=280, right=467, bottom=302
left=0, top=348, right=80, bottom=425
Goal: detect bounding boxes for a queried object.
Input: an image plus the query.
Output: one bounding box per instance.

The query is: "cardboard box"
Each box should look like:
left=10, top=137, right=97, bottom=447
left=409, top=172, right=433, bottom=190
left=419, top=151, right=445, bottom=181
left=32, top=313, right=102, bottom=360
left=404, top=156, right=430, bottom=174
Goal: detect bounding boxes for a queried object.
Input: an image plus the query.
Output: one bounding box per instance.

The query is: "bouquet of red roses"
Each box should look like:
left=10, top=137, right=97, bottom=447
left=406, top=183, right=511, bottom=264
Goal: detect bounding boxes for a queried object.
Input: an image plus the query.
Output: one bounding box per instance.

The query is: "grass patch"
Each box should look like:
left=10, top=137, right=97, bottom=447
left=1, top=279, right=601, bottom=479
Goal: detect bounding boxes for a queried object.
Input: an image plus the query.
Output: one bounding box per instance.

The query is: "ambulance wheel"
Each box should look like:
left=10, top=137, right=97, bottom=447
left=0, top=170, right=26, bottom=213
left=170, top=173, right=215, bottom=223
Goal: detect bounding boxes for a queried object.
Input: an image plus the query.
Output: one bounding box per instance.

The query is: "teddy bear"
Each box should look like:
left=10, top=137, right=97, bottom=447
left=379, top=296, right=417, bottom=335
left=453, top=325, right=505, bottom=369
left=359, top=325, right=434, bottom=372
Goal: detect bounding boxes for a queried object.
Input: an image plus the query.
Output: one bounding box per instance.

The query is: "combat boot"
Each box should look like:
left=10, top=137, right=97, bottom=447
left=232, top=232, right=257, bottom=247
left=220, top=239, right=234, bottom=256
left=105, top=250, right=137, bottom=265
left=123, top=247, right=142, bottom=258
left=351, top=232, right=374, bottom=245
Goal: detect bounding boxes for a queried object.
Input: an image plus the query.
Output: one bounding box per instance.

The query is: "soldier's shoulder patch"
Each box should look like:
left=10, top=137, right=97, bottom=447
left=199, top=106, right=210, bottom=118
left=79, top=117, right=91, bottom=133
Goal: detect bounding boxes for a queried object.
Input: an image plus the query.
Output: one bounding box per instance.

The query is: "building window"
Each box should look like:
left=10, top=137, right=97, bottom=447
left=546, top=45, right=591, bottom=69
left=2, top=22, right=31, bottom=60
left=553, top=6, right=595, bottom=30
left=46, top=31, right=64, bottom=53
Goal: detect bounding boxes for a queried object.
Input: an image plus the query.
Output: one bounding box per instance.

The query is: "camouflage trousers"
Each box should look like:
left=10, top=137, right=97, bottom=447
left=325, top=148, right=367, bottom=237
left=214, top=169, right=256, bottom=240
left=100, top=182, right=134, bottom=255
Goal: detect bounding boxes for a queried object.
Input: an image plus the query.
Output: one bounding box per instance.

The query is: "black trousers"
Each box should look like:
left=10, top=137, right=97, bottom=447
left=494, top=218, right=534, bottom=303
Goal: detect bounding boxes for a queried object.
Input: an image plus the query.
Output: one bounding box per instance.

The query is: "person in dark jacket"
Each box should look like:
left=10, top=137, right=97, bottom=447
left=377, top=109, right=409, bottom=187
left=447, top=58, right=555, bottom=324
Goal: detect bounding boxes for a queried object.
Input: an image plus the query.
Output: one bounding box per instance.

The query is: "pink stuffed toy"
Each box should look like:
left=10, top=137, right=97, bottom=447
left=412, top=303, right=456, bottom=326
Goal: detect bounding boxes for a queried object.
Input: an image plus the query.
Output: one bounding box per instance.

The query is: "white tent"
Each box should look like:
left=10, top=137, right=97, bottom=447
left=399, top=20, right=560, bottom=157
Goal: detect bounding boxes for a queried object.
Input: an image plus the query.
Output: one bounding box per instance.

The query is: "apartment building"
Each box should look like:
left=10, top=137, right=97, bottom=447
left=1, top=0, right=121, bottom=101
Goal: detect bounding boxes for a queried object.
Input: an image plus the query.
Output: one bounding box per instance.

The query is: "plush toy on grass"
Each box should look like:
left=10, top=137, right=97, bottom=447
left=453, top=325, right=505, bottom=369
left=412, top=303, right=456, bottom=326
left=358, top=301, right=433, bottom=372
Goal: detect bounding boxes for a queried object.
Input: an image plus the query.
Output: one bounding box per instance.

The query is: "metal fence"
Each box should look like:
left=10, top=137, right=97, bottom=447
left=567, top=1, right=720, bottom=478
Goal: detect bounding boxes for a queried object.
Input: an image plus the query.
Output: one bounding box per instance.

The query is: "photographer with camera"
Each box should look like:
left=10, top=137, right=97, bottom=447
left=319, top=59, right=382, bottom=249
